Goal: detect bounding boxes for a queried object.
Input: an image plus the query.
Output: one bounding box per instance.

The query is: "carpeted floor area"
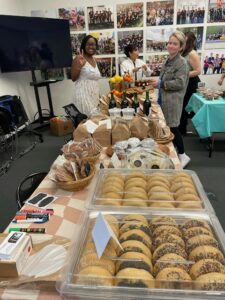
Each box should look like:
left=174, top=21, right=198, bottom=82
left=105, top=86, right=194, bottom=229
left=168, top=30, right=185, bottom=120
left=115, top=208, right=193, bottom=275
left=0, top=124, right=225, bottom=232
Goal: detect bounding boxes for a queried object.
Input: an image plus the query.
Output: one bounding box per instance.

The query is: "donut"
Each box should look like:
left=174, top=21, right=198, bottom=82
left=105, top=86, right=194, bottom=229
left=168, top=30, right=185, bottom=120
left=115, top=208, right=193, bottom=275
left=115, top=268, right=154, bottom=288
left=195, top=272, right=225, bottom=290
left=119, top=229, right=152, bottom=249
left=116, top=252, right=153, bottom=274
left=189, top=245, right=225, bottom=264
left=152, top=243, right=187, bottom=263
left=190, top=259, right=225, bottom=279
left=153, top=233, right=185, bottom=250
left=79, top=252, right=115, bottom=275
left=186, top=235, right=219, bottom=253
left=152, top=225, right=182, bottom=238
left=119, top=240, right=152, bottom=258
left=76, top=266, right=113, bottom=286
left=153, top=253, right=188, bottom=276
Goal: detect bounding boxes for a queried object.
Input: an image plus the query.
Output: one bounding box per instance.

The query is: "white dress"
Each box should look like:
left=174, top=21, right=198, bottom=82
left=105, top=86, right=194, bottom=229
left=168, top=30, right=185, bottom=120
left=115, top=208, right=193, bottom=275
left=73, top=61, right=101, bottom=116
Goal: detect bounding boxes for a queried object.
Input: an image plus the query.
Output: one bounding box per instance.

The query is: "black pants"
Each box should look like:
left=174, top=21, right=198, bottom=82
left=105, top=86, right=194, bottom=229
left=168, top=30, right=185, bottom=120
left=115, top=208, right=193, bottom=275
left=170, top=127, right=184, bottom=154
left=179, top=76, right=200, bottom=135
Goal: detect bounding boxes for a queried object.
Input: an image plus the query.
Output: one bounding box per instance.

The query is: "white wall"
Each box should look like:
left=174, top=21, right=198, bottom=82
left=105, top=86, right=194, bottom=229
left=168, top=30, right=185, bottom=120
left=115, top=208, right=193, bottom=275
left=0, top=0, right=223, bottom=121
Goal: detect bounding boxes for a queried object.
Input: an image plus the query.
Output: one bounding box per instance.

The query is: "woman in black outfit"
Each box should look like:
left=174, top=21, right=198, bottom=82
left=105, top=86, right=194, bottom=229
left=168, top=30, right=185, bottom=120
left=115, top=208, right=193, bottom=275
left=179, top=31, right=201, bottom=135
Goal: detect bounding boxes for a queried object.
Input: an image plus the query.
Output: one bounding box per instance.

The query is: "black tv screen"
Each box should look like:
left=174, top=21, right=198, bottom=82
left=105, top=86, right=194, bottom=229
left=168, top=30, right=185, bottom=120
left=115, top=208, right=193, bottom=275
left=0, top=15, right=72, bottom=73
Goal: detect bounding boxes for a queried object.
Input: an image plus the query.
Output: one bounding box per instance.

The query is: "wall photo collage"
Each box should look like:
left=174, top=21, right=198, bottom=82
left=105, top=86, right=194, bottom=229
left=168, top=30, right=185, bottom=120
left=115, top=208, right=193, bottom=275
left=32, top=0, right=225, bottom=79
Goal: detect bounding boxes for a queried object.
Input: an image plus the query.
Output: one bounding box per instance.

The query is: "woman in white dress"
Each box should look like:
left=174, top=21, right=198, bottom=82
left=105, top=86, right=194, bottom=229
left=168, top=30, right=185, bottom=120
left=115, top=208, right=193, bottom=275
left=71, top=35, right=101, bottom=116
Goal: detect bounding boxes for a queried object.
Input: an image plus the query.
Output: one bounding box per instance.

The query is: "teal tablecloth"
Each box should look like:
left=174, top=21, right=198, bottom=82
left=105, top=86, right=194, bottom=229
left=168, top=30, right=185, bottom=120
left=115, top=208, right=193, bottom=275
left=186, top=93, right=225, bottom=138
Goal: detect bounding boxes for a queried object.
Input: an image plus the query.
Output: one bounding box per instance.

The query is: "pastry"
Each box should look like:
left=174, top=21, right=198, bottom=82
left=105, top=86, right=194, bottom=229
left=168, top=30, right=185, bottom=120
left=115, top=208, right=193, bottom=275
left=105, top=172, right=124, bottom=181
left=189, top=245, right=225, bottom=264
left=156, top=266, right=191, bottom=289
left=152, top=243, right=187, bottom=263
left=79, top=252, right=115, bottom=275
left=176, top=194, right=201, bottom=202
left=186, top=235, right=219, bottom=253
left=148, top=176, right=170, bottom=188
left=119, top=221, right=151, bottom=237
left=170, top=181, right=196, bottom=193
left=125, top=178, right=147, bottom=191
left=172, top=177, right=193, bottom=186
left=125, top=186, right=147, bottom=196
left=119, top=240, right=152, bottom=258
left=182, top=219, right=211, bottom=232
left=174, top=188, right=198, bottom=199
left=116, top=252, right=153, bottom=274
left=184, top=227, right=214, bottom=240
left=150, top=216, right=177, bottom=230
left=190, top=259, right=225, bottom=279
left=195, top=272, right=225, bottom=290
left=153, top=233, right=185, bottom=250
left=123, top=199, right=148, bottom=207
left=148, top=192, right=174, bottom=202
left=125, top=172, right=146, bottom=181
left=84, top=241, right=117, bottom=258
left=76, top=266, right=113, bottom=286
left=176, top=202, right=202, bottom=209
left=172, top=172, right=192, bottom=180
left=97, top=200, right=122, bottom=206
left=104, top=177, right=124, bottom=189
left=148, top=185, right=170, bottom=194
left=147, top=180, right=170, bottom=191
left=119, top=229, right=152, bottom=249
left=115, top=268, right=154, bottom=288
left=152, top=225, right=182, bottom=238
left=101, top=185, right=123, bottom=195
left=154, top=253, right=188, bottom=276
left=150, top=201, right=175, bottom=208
left=121, top=214, right=148, bottom=226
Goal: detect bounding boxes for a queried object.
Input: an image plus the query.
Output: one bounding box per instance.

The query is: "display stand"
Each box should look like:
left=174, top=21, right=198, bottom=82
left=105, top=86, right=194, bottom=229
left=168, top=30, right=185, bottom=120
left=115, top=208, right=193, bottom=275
left=30, top=70, right=62, bottom=125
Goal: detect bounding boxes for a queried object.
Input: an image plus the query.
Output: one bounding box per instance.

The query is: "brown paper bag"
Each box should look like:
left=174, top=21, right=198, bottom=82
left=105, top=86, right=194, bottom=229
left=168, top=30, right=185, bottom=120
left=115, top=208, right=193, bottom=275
left=93, top=124, right=111, bottom=147
left=73, top=122, right=91, bottom=141
left=130, top=116, right=149, bottom=140
left=112, top=119, right=130, bottom=145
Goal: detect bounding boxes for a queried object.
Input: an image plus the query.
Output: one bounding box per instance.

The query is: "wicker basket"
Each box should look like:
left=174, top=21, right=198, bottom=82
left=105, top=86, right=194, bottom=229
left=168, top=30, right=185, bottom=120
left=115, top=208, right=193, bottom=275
left=56, top=163, right=95, bottom=192
left=85, top=153, right=101, bottom=163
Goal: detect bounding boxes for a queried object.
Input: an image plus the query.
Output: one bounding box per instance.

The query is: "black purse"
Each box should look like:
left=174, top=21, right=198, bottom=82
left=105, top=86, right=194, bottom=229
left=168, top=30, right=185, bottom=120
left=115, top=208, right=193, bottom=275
left=63, top=103, right=87, bottom=128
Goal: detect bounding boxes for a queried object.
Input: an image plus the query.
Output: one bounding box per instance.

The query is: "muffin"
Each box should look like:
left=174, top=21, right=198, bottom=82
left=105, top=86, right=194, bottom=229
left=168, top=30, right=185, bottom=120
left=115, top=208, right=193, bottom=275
left=189, top=245, right=225, bottom=264
left=115, top=268, right=154, bottom=288
left=116, top=251, right=153, bottom=274
left=153, top=253, right=188, bottom=276
left=119, top=240, right=152, bottom=258
left=76, top=266, right=113, bottom=286
left=152, top=243, right=187, bottom=263
left=190, top=259, right=225, bottom=279
left=186, top=234, right=219, bottom=253
left=195, top=272, right=225, bottom=290
left=119, top=229, right=152, bottom=249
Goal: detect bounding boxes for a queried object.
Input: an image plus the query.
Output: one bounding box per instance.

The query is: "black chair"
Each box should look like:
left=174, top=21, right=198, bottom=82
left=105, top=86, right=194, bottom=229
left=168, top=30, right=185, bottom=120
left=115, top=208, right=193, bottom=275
left=63, top=103, right=87, bottom=129
left=16, top=172, right=47, bottom=209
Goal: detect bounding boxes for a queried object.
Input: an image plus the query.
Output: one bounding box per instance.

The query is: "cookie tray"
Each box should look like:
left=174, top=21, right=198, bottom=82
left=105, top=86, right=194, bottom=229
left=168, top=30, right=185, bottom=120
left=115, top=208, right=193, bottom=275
left=87, top=169, right=215, bottom=214
left=57, top=210, right=225, bottom=300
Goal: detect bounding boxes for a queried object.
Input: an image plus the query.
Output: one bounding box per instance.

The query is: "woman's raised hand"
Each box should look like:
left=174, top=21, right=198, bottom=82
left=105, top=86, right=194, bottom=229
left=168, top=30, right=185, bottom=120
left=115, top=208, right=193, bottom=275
left=76, top=50, right=86, bottom=68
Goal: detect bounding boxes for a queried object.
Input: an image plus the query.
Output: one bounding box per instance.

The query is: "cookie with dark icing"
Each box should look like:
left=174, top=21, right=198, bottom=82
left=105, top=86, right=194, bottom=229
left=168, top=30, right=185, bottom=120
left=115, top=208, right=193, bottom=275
left=115, top=268, right=154, bottom=288
left=186, top=234, right=219, bottom=254
left=121, top=214, right=148, bottom=227
left=116, top=251, right=153, bottom=274
left=153, top=243, right=187, bottom=263
left=150, top=216, right=178, bottom=230
left=181, top=219, right=211, bottom=232
left=156, top=266, right=191, bottom=281
left=119, top=221, right=152, bottom=237
left=153, top=233, right=185, bottom=250
left=119, top=240, right=152, bottom=258
left=119, top=229, right=152, bottom=249
left=189, top=245, right=225, bottom=265
left=195, top=272, right=225, bottom=290
left=152, top=225, right=182, bottom=239
left=153, top=253, right=188, bottom=276
left=190, top=259, right=225, bottom=279
left=183, top=226, right=213, bottom=241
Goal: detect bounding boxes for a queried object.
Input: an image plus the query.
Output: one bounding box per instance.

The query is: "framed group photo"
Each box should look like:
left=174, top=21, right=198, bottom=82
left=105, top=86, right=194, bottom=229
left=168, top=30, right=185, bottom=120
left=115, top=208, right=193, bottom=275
left=208, top=0, right=225, bottom=23
left=87, top=5, right=114, bottom=30
left=96, top=57, right=116, bottom=77
left=90, top=32, right=115, bottom=55
left=117, top=30, right=143, bottom=54
left=177, top=27, right=204, bottom=50
left=146, top=54, right=168, bottom=76
left=146, top=0, right=174, bottom=26
left=205, top=25, right=225, bottom=49
left=202, top=50, right=225, bottom=75
left=117, top=3, right=144, bottom=28
left=176, top=0, right=206, bottom=25
left=146, top=28, right=174, bottom=52
left=58, top=7, right=85, bottom=30
left=70, top=33, right=86, bottom=56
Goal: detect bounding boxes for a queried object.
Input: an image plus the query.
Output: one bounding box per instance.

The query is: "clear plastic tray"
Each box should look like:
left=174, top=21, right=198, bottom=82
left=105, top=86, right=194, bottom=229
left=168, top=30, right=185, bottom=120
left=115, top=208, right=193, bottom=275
left=57, top=210, right=225, bottom=299
left=87, top=169, right=214, bottom=214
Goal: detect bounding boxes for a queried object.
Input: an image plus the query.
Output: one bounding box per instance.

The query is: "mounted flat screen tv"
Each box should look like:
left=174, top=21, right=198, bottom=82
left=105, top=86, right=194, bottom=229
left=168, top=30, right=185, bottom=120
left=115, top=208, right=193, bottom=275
left=0, top=15, right=72, bottom=73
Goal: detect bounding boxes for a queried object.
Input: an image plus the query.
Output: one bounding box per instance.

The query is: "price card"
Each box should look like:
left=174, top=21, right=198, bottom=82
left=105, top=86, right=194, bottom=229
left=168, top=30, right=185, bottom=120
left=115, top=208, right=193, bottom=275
left=92, top=213, right=122, bottom=258
left=85, top=120, right=98, bottom=134
left=99, top=119, right=112, bottom=130
left=111, top=152, right=121, bottom=168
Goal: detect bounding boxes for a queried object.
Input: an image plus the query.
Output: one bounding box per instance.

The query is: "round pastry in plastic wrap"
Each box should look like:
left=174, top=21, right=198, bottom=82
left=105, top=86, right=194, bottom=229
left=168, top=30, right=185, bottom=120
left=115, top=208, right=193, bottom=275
left=127, top=137, right=141, bottom=148
left=141, top=138, right=155, bottom=149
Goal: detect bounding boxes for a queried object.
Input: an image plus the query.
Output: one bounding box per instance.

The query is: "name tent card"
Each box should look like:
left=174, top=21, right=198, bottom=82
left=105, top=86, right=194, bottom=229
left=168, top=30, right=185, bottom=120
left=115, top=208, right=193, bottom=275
left=92, top=213, right=122, bottom=258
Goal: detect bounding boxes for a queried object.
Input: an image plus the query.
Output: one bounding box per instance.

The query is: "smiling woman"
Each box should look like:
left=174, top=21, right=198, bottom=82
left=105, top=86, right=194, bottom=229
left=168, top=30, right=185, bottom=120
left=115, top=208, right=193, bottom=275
left=71, top=35, right=102, bottom=116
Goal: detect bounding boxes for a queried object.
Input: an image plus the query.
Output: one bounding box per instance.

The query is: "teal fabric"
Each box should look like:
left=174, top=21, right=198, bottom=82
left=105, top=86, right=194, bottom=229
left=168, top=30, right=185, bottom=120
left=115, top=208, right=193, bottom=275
left=186, top=93, right=225, bottom=138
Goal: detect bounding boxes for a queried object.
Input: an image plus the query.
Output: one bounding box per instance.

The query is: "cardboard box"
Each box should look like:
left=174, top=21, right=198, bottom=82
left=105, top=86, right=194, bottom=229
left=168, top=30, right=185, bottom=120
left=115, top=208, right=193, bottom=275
left=50, top=118, right=73, bottom=137
left=0, top=235, right=32, bottom=277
